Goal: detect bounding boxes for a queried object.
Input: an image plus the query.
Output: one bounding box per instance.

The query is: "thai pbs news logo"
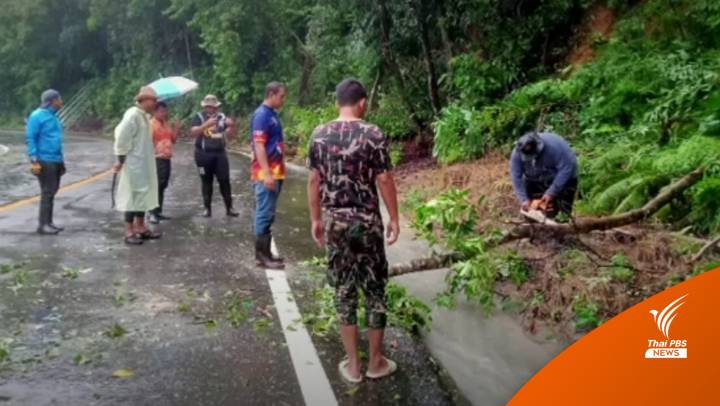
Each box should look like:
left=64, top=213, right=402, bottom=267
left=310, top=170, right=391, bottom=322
left=645, top=294, right=688, bottom=359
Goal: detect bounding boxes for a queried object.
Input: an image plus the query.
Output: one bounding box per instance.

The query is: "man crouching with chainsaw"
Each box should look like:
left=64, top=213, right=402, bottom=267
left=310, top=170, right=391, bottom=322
left=510, top=131, right=578, bottom=218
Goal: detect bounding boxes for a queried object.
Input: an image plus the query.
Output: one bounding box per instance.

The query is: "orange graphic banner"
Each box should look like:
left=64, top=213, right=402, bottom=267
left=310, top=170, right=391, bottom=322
left=510, top=268, right=720, bottom=405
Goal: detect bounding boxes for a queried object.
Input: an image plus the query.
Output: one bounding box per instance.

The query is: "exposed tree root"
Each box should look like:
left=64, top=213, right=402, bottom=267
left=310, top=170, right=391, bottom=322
left=691, top=234, right=720, bottom=263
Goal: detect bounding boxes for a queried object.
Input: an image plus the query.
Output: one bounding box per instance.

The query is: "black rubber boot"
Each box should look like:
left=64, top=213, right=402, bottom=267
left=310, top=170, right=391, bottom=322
left=37, top=225, right=60, bottom=235
left=37, top=198, right=58, bottom=234
left=255, top=234, right=284, bottom=270
left=47, top=202, right=63, bottom=232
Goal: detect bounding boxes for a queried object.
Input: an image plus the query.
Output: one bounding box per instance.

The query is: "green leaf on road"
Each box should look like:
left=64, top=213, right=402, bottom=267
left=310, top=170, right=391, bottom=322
left=61, top=267, right=81, bottom=279
left=177, top=302, right=191, bottom=313
left=104, top=323, right=127, bottom=339
left=204, top=320, right=218, bottom=330
left=73, top=354, right=91, bottom=366
left=112, top=368, right=134, bottom=378
left=345, top=386, right=360, bottom=396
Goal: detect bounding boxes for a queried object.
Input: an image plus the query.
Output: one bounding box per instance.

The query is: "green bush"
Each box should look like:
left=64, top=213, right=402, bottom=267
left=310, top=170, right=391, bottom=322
left=432, top=106, right=487, bottom=164
left=573, top=295, right=602, bottom=331
left=368, top=93, right=415, bottom=139
left=283, top=104, right=337, bottom=159
left=430, top=0, right=720, bottom=233
left=447, top=53, right=516, bottom=107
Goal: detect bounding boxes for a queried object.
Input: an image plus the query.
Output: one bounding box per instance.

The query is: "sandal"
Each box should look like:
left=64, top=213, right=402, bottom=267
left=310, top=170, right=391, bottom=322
left=365, top=357, right=397, bottom=380
left=124, top=234, right=144, bottom=245
left=138, top=230, right=162, bottom=240
left=338, top=359, right=363, bottom=384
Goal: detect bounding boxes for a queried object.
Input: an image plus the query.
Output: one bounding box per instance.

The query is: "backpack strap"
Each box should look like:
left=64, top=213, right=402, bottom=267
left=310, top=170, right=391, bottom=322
left=197, top=112, right=206, bottom=151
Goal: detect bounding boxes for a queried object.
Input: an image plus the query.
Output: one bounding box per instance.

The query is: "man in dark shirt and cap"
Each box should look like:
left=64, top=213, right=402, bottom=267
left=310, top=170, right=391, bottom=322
left=190, top=95, right=239, bottom=218
left=510, top=132, right=579, bottom=217
left=26, top=89, right=66, bottom=235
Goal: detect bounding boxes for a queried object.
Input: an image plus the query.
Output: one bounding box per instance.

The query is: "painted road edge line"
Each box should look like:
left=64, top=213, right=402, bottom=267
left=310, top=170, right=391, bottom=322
left=0, top=169, right=112, bottom=213
left=266, top=269, right=338, bottom=406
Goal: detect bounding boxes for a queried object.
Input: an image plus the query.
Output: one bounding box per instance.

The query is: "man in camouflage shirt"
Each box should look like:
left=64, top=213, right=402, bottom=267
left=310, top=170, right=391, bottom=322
left=308, top=79, right=400, bottom=383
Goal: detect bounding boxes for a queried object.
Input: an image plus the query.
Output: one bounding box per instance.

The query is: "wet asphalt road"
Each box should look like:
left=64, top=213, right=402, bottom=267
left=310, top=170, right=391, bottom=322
left=0, top=133, right=464, bottom=406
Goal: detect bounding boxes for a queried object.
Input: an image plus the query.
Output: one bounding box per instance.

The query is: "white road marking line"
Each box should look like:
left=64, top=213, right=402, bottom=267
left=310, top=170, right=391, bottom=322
left=270, top=237, right=280, bottom=259
left=0, top=144, right=8, bottom=155
left=266, top=269, right=338, bottom=406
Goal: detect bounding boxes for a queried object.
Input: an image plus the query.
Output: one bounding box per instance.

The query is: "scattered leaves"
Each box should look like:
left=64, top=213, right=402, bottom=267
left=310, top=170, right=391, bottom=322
left=253, top=318, right=272, bottom=335
left=61, top=267, right=81, bottom=280
left=104, top=323, right=128, bottom=339
left=73, top=353, right=92, bottom=366
left=345, top=386, right=360, bottom=397
left=204, top=320, right=218, bottom=330
left=226, top=295, right=251, bottom=328
left=0, top=339, right=12, bottom=363
left=177, top=302, right=191, bottom=313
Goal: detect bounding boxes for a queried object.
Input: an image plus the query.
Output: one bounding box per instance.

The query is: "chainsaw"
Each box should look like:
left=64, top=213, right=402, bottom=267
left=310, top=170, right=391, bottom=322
left=520, top=199, right=558, bottom=225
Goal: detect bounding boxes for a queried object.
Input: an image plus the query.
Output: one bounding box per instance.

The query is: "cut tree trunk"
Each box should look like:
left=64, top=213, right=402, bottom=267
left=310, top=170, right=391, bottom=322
left=377, top=0, right=424, bottom=129
left=291, top=31, right=315, bottom=107
left=368, top=66, right=383, bottom=112
left=389, top=167, right=705, bottom=276
left=297, top=53, right=315, bottom=107
left=412, top=0, right=442, bottom=116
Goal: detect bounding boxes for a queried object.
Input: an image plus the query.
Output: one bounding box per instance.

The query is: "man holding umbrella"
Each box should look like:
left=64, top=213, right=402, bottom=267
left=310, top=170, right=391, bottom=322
left=113, top=86, right=162, bottom=245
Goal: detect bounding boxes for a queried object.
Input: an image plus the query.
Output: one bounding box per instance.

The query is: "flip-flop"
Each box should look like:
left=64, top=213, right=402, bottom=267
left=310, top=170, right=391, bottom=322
left=124, top=234, right=144, bottom=245
left=338, top=359, right=363, bottom=384
left=138, top=230, right=162, bottom=240
left=365, top=357, right=397, bottom=380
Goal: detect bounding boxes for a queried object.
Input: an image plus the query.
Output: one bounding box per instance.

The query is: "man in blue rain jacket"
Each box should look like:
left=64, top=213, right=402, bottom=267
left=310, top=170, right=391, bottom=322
left=26, top=89, right=66, bottom=235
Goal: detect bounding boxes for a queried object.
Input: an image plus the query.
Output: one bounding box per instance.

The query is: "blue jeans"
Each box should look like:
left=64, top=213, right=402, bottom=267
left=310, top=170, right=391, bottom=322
left=254, top=180, right=283, bottom=236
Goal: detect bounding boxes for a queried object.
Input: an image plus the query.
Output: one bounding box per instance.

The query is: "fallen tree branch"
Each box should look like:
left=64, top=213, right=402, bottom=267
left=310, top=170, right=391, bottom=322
left=493, top=167, right=705, bottom=246
left=389, top=167, right=705, bottom=277
left=691, top=234, right=720, bottom=263
left=389, top=253, right=459, bottom=277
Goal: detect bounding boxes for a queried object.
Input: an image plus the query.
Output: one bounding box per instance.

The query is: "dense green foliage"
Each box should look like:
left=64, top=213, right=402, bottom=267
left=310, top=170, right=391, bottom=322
left=432, top=0, right=720, bottom=234
left=4, top=0, right=720, bottom=230
left=1, top=0, right=592, bottom=146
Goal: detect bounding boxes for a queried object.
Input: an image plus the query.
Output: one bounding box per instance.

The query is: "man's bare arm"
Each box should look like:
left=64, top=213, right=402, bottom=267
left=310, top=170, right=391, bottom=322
left=377, top=171, right=400, bottom=245
left=308, top=169, right=324, bottom=246
left=254, top=142, right=276, bottom=189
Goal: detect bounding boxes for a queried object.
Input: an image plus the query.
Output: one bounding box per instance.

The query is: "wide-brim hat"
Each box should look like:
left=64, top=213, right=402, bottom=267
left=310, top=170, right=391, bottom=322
left=135, top=86, right=158, bottom=102
left=201, top=94, right=221, bottom=108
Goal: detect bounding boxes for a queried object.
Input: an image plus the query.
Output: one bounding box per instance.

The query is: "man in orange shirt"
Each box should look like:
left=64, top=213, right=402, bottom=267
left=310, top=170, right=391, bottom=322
left=149, top=101, right=180, bottom=224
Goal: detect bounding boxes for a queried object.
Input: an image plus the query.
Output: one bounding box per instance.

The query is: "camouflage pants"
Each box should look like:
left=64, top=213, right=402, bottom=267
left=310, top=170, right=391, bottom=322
left=325, top=215, right=388, bottom=329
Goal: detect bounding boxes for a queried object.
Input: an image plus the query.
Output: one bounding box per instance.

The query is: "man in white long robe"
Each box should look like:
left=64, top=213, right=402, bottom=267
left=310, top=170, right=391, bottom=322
left=113, top=86, right=162, bottom=245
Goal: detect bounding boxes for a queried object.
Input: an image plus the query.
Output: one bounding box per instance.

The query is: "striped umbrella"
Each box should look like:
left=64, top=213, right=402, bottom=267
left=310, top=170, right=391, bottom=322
left=148, top=76, right=199, bottom=101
